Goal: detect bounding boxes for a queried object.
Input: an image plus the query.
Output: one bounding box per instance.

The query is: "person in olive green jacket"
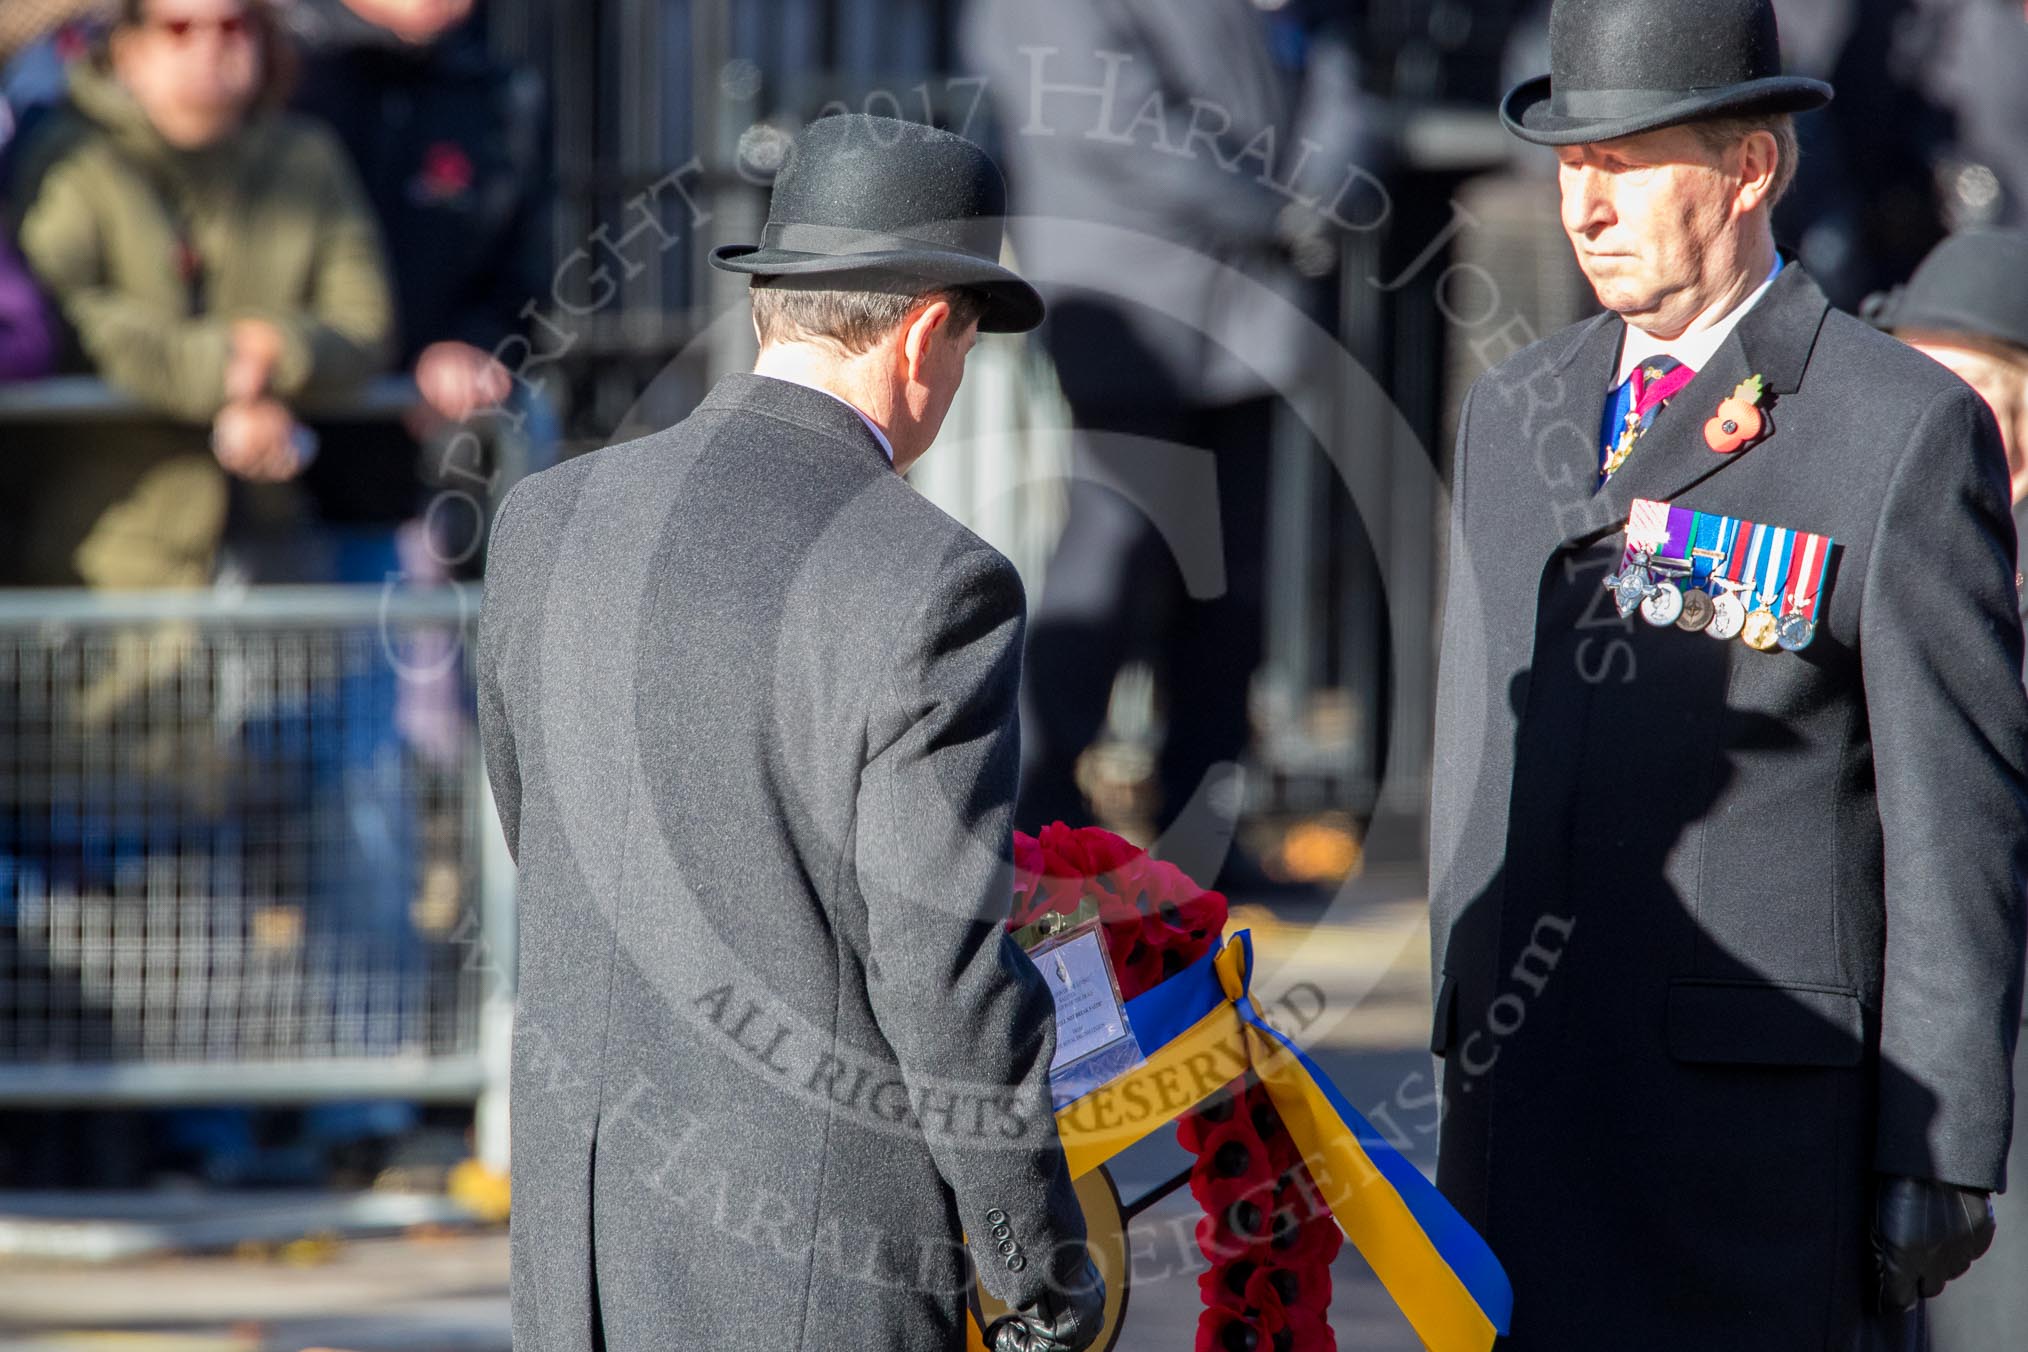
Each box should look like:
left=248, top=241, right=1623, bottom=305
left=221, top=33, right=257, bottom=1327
left=8, top=0, right=393, bottom=588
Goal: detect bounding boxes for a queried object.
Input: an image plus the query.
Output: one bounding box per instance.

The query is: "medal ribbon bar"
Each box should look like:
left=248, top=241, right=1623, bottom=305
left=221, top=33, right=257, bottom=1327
left=1789, top=531, right=1834, bottom=623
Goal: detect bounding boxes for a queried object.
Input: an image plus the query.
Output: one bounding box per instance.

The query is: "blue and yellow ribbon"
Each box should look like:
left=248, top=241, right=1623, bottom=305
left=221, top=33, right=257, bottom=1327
left=975, top=931, right=1512, bottom=1352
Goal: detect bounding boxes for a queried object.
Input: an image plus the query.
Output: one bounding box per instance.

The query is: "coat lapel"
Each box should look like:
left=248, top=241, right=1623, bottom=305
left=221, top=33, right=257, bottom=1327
left=1530, top=312, right=1624, bottom=542
left=1553, top=263, right=1833, bottom=550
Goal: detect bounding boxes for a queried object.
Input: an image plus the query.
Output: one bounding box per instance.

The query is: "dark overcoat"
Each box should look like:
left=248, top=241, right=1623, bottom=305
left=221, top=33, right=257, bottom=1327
left=1430, top=262, right=2028, bottom=1351
left=478, top=375, right=1086, bottom=1352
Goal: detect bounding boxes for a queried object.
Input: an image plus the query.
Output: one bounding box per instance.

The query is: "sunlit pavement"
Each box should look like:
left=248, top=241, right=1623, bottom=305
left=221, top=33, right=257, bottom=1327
left=0, top=900, right=1438, bottom=1352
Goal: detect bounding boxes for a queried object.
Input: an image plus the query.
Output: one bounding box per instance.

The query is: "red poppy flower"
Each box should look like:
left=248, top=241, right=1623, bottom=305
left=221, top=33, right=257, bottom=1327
left=1279, top=1304, right=1335, bottom=1351
left=1704, top=375, right=1769, bottom=454
left=1195, top=1189, right=1279, bottom=1265
left=1035, top=821, right=1141, bottom=879
left=1267, top=1203, right=1344, bottom=1270
left=1111, top=936, right=1168, bottom=998
left=1092, top=881, right=1144, bottom=930
left=1248, top=1295, right=1292, bottom=1345
left=1244, top=1259, right=1332, bottom=1318
left=1177, top=1083, right=1247, bottom=1153
left=1189, top=1116, right=1273, bottom=1198
left=1198, top=1259, right=1258, bottom=1314
left=1196, top=1306, right=1268, bottom=1352
left=1176, top=887, right=1230, bottom=946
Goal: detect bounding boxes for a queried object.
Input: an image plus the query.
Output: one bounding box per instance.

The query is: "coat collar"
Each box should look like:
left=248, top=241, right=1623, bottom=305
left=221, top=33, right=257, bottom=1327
left=1543, top=260, right=1831, bottom=548
left=698, top=373, right=896, bottom=471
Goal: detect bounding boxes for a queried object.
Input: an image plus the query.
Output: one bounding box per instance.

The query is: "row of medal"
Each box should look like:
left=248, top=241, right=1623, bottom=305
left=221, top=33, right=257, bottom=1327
left=1605, top=498, right=1837, bottom=653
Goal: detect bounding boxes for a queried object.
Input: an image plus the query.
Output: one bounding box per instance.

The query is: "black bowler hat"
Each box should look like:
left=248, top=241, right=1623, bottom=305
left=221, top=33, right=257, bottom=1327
left=1502, top=0, right=1832, bottom=147
left=710, top=114, right=1043, bottom=334
left=1864, top=229, right=2028, bottom=355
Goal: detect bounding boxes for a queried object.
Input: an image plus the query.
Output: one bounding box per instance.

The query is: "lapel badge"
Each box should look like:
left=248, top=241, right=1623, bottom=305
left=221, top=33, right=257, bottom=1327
left=1704, top=374, right=1769, bottom=454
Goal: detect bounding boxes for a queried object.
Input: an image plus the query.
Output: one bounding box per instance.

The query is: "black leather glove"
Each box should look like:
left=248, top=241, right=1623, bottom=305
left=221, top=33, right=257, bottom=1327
left=985, top=1256, right=1106, bottom=1352
left=1873, top=1174, right=1996, bottom=1312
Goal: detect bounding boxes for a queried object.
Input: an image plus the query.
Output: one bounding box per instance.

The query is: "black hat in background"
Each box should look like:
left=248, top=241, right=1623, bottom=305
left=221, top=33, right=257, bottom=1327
left=1502, top=0, right=1832, bottom=147
left=710, top=114, right=1043, bottom=334
left=1864, top=229, right=2028, bottom=356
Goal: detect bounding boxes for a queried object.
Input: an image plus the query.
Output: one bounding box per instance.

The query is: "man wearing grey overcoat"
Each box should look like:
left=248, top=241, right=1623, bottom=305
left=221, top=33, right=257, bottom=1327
left=478, top=115, right=1102, bottom=1352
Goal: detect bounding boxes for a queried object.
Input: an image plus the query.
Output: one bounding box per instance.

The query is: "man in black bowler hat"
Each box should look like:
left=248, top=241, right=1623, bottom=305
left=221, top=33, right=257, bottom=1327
left=479, top=114, right=1103, bottom=1352
left=1429, top=1, right=2028, bottom=1346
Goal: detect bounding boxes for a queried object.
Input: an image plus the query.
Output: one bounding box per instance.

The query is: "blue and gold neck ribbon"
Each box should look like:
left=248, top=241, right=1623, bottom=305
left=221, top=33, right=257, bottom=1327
left=1601, top=355, right=1697, bottom=480
left=992, top=932, right=1513, bottom=1352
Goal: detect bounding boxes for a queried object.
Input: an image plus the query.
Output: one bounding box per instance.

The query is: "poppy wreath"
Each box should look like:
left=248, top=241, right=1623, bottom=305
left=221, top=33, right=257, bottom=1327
left=1007, top=823, right=1340, bottom=1352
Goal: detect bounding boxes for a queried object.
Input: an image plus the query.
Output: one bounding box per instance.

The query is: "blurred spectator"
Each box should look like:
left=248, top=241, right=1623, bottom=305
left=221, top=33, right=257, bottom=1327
left=5, top=0, right=392, bottom=589
left=965, top=0, right=1347, bottom=891
left=278, top=0, right=543, bottom=1170
left=1871, top=226, right=2028, bottom=1349
left=286, top=0, right=545, bottom=541
left=0, top=5, right=102, bottom=393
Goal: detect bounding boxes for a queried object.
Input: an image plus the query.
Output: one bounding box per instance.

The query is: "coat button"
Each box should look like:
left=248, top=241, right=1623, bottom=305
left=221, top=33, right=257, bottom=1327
left=991, top=1223, right=1011, bottom=1241
left=985, top=1208, right=1007, bottom=1224
left=1007, top=1254, right=1026, bottom=1272
left=997, top=1238, right=1017, bottom=1255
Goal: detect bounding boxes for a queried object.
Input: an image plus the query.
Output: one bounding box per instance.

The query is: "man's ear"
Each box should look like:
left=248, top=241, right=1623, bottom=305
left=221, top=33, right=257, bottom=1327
left=902, top=299, right=954, bottom=383
left=1734, top=129, right=1779, bottom=215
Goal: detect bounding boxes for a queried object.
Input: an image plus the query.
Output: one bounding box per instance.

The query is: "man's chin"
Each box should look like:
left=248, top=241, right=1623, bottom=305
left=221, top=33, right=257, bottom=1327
left=1581, top=274, right=1656, bottom=319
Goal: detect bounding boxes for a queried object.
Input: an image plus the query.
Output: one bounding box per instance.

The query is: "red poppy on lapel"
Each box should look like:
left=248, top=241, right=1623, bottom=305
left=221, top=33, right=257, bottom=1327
left=1705, top=374, right=1770, bottom=454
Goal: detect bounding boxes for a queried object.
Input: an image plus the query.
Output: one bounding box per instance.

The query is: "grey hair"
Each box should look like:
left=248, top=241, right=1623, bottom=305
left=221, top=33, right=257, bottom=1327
left=1691, top=113, right=1801, bottom=208
left=750, top=280, right=987, bottom=354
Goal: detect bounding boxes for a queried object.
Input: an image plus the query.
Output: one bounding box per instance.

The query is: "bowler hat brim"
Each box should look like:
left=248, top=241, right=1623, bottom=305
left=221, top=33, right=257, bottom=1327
left=1501, top=74, right=1832, bottom=147
left=710, top=244, right=1046, bottom=334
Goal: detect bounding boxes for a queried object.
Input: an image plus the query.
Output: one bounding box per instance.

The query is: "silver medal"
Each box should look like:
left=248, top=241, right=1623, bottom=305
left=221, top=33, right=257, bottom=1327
left=1706, top=589, right=1748, bottom=641
left=1776, top=612, right=1817, bottom=652
left=1640, top=579, right=1685, bottom=627
left=1606, top=551, right=1656, bottom=619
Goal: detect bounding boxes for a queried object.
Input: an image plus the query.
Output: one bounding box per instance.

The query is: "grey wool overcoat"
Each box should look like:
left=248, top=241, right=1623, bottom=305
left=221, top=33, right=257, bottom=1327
left=1430, top=262, right=2028, bottom=1351
left=478, top=374, right=1087, bottom=1352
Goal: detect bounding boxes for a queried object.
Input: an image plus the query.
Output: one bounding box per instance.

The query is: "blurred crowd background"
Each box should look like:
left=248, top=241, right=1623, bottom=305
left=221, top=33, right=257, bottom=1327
left=0, top=0, right=2023, bottom=1200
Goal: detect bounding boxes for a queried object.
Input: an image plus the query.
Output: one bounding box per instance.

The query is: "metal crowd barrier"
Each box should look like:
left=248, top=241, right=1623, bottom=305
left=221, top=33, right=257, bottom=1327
left=0, top=586, right=513, bottom=1169
left=0, top=375, right=422, bottom=425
